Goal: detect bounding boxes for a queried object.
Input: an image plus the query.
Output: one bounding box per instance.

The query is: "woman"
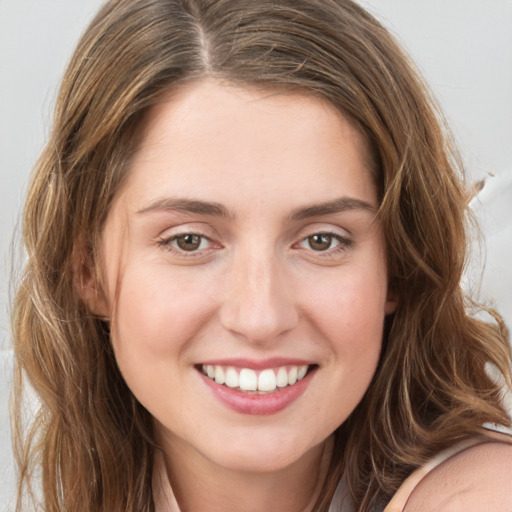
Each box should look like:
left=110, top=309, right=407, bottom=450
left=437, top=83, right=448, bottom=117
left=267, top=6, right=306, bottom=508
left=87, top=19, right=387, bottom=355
left=11, top=0, right=512, bottom=511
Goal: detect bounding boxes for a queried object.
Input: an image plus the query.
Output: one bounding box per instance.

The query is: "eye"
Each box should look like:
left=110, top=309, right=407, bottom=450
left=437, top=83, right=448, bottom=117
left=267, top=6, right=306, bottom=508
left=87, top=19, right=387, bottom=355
left=173, top=234, right=207, bottom=251
left=159, top=233, right=212, bottom=253
left=300, top=233, right=343, bottom=251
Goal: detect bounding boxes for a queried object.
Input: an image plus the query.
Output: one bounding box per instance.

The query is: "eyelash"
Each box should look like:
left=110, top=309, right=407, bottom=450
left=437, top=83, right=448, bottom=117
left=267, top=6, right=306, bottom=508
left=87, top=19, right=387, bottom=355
left=296, top=231, right=353, bottom=257
left=157, top=233, right=217, bottom=257
left=157, top=230, right=352, bottom=259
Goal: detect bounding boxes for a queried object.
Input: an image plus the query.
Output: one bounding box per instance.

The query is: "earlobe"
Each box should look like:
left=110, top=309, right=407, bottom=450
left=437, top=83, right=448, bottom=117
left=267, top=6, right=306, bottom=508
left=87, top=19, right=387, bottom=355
left=72, top=242, right=110, bottom=319
left=385, top=288, right=398, bottom=315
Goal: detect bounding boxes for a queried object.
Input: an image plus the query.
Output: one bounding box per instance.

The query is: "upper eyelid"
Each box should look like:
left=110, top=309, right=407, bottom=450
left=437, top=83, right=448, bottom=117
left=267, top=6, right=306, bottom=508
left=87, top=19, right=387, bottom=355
left=154, top=223, right=353, bottom=248
left=156, top=222, right=218, bottom=239
left=293, top=223, right=352, bottom=241
left=296, top=231, right=352, bottom=247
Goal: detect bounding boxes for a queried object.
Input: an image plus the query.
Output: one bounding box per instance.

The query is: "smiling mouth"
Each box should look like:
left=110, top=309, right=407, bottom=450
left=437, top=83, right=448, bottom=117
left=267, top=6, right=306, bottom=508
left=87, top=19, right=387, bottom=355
left=198, top=364, right=316, bottom=394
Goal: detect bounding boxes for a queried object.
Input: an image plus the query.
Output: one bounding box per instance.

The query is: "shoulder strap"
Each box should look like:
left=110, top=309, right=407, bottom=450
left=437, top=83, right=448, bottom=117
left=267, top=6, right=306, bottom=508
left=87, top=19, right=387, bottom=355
left=383, top=428, right=512, bottom=512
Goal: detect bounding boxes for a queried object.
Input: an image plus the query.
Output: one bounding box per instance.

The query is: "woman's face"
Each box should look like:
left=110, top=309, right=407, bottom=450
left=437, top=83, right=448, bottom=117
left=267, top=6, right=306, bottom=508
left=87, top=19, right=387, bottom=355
left=93, top=80, right=395, bottom=474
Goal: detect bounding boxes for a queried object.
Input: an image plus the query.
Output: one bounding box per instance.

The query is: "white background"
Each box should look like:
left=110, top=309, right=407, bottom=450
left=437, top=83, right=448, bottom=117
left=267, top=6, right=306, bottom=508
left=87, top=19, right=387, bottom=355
left=1, top=1, right=511, bottom=509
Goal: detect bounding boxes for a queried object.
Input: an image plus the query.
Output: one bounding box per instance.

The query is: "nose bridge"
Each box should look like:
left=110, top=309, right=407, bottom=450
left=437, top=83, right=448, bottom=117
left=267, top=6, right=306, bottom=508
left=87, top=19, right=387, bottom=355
left=220, top=243, right=298, bottom=343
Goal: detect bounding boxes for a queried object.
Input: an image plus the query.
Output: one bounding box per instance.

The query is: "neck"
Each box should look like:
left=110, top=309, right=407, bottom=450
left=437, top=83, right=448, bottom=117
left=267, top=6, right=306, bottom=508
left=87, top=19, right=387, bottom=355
left=154, top=434, right=333, bottom=512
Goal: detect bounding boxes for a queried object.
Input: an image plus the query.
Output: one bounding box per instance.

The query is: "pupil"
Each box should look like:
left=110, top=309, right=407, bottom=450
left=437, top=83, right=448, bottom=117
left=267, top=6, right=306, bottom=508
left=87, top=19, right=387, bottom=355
left=310, top=234, right=331, bottom=251
left=177, top=234, right=201, bottom=251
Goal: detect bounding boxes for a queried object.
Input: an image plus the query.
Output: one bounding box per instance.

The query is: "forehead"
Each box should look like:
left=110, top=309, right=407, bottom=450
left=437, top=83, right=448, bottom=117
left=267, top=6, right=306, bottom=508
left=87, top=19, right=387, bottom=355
left=116, top=79, right=378, bottom=213
left=138, top=80, right=372, bottom=158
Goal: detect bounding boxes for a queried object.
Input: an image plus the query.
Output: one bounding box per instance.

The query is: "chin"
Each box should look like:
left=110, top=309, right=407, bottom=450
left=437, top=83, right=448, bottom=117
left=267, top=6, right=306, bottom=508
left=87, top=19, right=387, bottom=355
left=200, top=428, right=325, bottom=474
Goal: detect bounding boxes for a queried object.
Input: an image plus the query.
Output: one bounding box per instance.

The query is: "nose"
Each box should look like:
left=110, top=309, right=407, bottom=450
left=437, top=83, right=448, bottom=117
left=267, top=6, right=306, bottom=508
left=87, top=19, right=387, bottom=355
left=219, top=250, right=299, bottom=345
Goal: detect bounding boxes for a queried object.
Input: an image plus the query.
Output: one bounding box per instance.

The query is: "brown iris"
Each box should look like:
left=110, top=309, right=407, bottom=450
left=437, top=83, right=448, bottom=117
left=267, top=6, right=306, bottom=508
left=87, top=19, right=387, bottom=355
left=175, top=234, right=202, bottom=251
left=308, top=234, right=334, bottom=251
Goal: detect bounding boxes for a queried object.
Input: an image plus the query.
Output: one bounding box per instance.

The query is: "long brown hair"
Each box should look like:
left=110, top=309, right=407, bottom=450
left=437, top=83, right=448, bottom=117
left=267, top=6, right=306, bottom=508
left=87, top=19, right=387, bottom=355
left=12, top=1, right=511, bottom=510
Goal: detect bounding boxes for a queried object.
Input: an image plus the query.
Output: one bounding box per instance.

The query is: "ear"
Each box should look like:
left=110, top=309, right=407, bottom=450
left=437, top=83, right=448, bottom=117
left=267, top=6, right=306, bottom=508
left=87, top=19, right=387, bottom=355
left=72, top=240, right=110, bottom=319
left=384, top=286, right=398, bottom=315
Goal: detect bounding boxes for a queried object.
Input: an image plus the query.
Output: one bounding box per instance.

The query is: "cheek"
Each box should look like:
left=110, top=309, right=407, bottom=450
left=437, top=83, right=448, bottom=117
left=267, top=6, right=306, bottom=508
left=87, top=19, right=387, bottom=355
left=315, top=276, right=385, bottom=413
left=109, top=264, right=218, bottom=365
left=303, top=265, right=388, bottom=351
left=299, top=264, right=387, bottom=412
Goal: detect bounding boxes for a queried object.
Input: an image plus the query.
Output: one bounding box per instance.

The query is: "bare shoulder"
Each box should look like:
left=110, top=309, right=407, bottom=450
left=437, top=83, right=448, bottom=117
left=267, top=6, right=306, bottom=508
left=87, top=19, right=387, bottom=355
left=404, top=440, right=512, bottom=512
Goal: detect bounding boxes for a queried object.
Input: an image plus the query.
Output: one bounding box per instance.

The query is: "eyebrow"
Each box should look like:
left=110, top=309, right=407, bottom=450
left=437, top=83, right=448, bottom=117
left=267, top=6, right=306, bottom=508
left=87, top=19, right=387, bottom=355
left=137, top=198, right=233, bottom=217
left=288, top=197, right=376, bottom=220
left=136, top=196, right=376, bottom=219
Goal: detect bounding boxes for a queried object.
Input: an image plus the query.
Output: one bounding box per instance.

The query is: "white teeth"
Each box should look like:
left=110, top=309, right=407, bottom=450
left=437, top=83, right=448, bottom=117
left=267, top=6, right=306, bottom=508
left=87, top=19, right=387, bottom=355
left=288, top=366, right=298, bottom=385
left=276, top=367, right=289, bottom=388
left=202, top=364, right=312, bottom=393
left=239, top=368, right=258, bottom=391
left=297, top=365, right=308, bottom=380
left=225, top=367, right=239, bottom=388
left=214, top=366, right=225, bottom=385
left=258, top=369, right=277, bottom=392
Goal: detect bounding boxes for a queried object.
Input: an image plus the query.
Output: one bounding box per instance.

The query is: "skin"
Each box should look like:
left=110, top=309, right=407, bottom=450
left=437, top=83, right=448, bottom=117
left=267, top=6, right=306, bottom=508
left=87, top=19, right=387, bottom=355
left=85, top=80, right=397, bottom=511
left=405, top=442, right=512, bottom=511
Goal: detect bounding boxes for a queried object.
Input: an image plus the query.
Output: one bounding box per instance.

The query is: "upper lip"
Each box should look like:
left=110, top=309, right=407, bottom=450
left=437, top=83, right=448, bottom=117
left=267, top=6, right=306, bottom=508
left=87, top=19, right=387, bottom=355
left=197, top=357, right=315, bottom=370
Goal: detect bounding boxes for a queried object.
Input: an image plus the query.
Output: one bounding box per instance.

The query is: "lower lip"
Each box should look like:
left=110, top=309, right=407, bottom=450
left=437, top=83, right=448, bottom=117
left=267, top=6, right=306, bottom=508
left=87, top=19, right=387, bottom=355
left=199, top=368, right=315, bottom=415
